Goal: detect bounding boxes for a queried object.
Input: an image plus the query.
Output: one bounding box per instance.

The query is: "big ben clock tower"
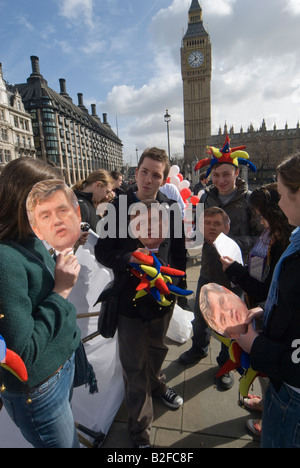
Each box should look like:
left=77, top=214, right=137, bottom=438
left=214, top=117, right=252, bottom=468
left=181, top=0, right=212, bottom=175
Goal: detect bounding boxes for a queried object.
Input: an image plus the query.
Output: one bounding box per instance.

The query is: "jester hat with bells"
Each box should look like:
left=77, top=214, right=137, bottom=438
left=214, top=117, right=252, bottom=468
left=195, top=134, right=257, bottom=177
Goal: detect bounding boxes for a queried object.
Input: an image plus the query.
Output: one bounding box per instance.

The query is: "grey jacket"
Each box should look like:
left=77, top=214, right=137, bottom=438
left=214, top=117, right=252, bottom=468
left=201, top=178, right=260, bottom=260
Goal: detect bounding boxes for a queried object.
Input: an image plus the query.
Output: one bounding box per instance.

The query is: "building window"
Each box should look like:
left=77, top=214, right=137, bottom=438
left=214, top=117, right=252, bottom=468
left=1, top=128, right=8, bottom=141
left=44, top=125, right=57, bottom=134
left=4, top=150, right=11, bottom=162
left=43, top=112, right=55, bottom=120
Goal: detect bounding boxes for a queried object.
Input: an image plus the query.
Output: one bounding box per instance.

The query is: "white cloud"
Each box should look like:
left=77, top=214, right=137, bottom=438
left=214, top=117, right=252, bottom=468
left=80, top=40, right=106, bottom=55
left=40, top=24, right=56, bottom=40
left=211, top=51, right=300, bottom=133
left=292, top=79, right=300, bottom=104
left=58, top=0, right=94, bottom=27
left=17, top=14, right=34, bottom=31
left=104, top=70, right=182, bottom=117
left=109, top=0, right=240, bottom=161
left=101, top=66, right=184, bottom=159
left=203, top=0, right=237, bottom=16
left=54, top=40, right=74, bottom=55
left=52, top=0, right=300, bottom=163
left=284, top=0, right=300, bottom=14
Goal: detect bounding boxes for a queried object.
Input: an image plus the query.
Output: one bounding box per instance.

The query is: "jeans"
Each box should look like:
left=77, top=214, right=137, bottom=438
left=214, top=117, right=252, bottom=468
left=262, top=382, right=300, bottom=448
left=2, top=353, right=79, bottom=448
left=118, top=311, right=172, bottom=446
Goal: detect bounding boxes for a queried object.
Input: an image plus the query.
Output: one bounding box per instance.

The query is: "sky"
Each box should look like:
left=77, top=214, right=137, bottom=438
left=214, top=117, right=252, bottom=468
left=1, top=0, right=300, bottom=165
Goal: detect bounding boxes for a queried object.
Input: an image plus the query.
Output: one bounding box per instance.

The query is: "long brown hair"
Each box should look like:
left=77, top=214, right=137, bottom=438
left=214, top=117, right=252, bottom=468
left=0, top=158, right=63, bottom=241
left=72, top=169, right=113, bottom=191
left=277, top=152, right=300, bottom=194
left=249, top=183, right=291, bottom=248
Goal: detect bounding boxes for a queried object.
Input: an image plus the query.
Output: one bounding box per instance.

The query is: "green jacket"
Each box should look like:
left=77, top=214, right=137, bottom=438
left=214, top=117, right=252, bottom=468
left=0, top=236, right=81, bottom=391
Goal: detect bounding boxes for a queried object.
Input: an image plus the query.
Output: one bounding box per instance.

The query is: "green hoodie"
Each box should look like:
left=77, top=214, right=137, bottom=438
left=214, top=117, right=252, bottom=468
left=0, top=236, right=81, bottom=391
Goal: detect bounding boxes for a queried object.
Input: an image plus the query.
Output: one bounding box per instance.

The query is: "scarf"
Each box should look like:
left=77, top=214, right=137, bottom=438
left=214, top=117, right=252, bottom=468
left=263, top=227, right=300, bottom=330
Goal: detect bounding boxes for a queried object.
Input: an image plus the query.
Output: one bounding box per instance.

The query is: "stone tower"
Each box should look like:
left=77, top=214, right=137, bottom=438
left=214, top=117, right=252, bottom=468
left=181, top=0, right=212, bottom=177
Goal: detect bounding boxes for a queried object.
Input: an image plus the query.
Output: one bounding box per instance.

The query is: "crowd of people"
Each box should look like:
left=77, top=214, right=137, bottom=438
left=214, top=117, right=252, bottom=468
left=0, top=145, right=299, bottom=449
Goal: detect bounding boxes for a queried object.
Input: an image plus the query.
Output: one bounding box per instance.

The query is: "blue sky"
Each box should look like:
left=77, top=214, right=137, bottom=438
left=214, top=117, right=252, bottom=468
left=1, top=0, right=300, bottom=165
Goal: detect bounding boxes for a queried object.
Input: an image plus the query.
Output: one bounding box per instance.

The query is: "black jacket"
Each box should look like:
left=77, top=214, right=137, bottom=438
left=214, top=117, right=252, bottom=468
left=74, top=190, right=100, bottom=232
left=225, top=241, right=285, bottom=306
left=94, top=188, right=187, bottom=321
left=251, top=251, right=300, bottom=390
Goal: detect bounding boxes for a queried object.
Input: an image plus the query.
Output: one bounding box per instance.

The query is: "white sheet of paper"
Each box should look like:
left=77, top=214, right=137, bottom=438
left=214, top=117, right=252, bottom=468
left=213, top=232, right=244, bottom=265
left=68, top=230, right=125, bottom=439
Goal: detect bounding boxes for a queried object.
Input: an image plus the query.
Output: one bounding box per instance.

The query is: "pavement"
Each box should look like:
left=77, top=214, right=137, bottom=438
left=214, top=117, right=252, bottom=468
left=101, top=249, right=261, bottom=449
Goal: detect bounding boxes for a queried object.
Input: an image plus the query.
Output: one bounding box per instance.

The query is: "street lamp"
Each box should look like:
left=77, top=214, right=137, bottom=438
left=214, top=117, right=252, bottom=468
left=164, top=109, right=171, bottom=160
left=135, top=147, right=139, bottom=166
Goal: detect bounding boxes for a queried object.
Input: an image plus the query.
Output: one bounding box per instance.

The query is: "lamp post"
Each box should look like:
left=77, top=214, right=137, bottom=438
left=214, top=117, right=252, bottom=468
left=164, top=109, right=171, bottom=160
left=135, top=147, right=139, bottom=166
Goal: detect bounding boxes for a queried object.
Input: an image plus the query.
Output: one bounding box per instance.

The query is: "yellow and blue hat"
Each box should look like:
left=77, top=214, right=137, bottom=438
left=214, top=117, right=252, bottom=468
left=195, top=134, right=257, bottom=177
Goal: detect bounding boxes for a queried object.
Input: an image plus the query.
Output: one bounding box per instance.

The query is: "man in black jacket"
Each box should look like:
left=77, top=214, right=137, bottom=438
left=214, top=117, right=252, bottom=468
left=95, top=148, right=187, bottom=448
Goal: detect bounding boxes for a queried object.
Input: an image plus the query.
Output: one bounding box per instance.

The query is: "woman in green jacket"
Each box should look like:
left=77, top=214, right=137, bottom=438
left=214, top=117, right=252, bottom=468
left=0, top=158, right=81, bottom=448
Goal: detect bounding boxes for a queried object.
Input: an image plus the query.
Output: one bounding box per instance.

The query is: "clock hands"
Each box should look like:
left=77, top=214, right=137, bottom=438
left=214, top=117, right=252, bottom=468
left=189, top=51, right=204, bottom=68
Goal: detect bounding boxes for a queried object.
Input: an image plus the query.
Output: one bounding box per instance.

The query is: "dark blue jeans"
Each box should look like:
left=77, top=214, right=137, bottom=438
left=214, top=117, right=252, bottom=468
left=262, top=382, right=300, bottom=448
left=2, top=353, right=79, bottom=448
left=191, top=276, right=228, bottom=366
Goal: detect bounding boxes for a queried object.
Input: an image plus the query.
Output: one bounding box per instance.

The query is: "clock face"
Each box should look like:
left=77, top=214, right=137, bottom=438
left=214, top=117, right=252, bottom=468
left=188, top=51, right=204, bottom=68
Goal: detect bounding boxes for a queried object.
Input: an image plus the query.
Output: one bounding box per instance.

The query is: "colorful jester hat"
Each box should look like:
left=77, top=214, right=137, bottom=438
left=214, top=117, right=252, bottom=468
left=0, top=335, right=28, bottom=383
left=194, top=134, right=257, bottom=177
left=212, top=330, right=265, bottom=398
left=130, top=252, right=193, bottom=307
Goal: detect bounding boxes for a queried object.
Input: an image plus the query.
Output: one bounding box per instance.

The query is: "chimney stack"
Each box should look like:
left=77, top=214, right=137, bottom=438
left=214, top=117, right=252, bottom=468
left=91, top=104, right=101, bottom=122
left=103, top=113, right=108, bottom=124
left=59, top=78, right=72, bottom=101
left=78, top=93, right=84, bottom=107
left=30, top=56, right=41, bottom=75
left=59, top=78, right=67, bottom=95
left=77, top=93, right=88, bottom=113
left=27, top=56, right=47, bottom=84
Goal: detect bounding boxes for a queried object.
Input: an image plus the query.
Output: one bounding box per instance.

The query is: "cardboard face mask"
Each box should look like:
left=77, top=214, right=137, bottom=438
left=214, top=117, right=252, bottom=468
left=199, top=283, right=249, bottom=339
left=26, top=180, right=82, bottom=252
